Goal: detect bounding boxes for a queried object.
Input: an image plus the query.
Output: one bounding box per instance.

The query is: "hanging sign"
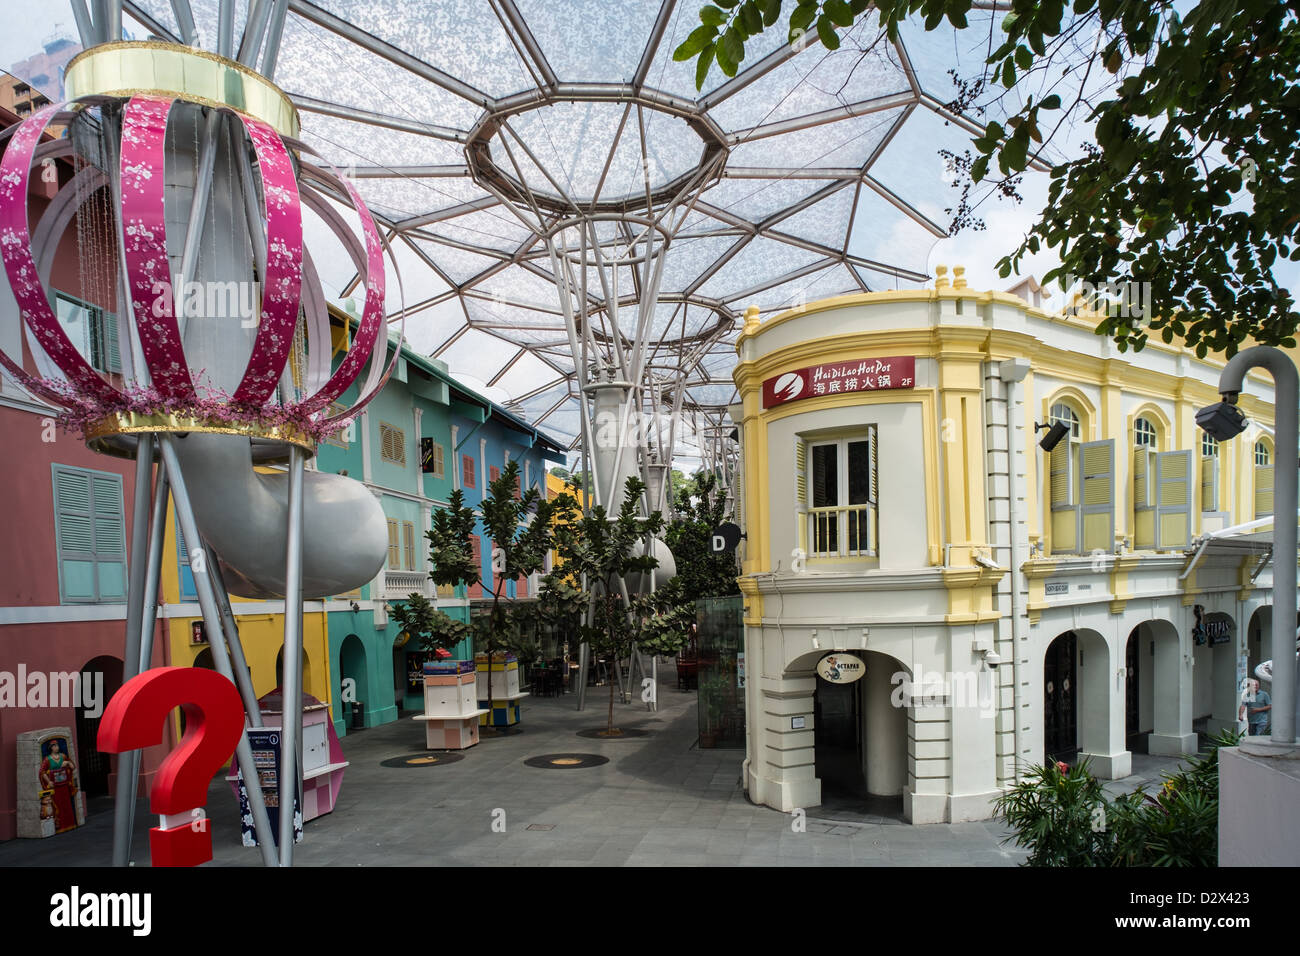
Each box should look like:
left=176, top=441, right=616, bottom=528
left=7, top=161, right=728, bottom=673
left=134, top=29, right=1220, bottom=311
left=711, top=522, right=743, bottom=553
left=762, top=356, right=915, bottom=408
left=816, top=653, right=866, bottom=684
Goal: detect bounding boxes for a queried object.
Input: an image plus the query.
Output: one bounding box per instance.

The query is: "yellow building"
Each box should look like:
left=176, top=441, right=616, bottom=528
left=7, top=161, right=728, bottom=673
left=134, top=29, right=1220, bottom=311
left=732, top=269, right=1287, bottom=823
left=160, top=498, right=333, bottom=708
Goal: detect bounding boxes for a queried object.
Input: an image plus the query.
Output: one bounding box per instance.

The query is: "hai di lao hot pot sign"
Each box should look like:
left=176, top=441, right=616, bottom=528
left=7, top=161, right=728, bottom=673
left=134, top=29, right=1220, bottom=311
left=763, top=357, right=916, bottom=409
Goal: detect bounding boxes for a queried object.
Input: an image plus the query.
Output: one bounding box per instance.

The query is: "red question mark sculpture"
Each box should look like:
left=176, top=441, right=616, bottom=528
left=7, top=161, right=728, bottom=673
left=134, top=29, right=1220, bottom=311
left=98, top=666, right=245, bottom=866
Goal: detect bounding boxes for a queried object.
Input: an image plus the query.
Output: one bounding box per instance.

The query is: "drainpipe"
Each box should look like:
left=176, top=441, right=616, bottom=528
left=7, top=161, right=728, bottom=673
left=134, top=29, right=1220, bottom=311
left=1000, top=359, right=1031, bottom=780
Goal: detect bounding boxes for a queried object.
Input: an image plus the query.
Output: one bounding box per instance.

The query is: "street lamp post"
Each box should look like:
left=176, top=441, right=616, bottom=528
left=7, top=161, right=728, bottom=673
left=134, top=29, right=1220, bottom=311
left=1198, top=345, right=1297, bottom=753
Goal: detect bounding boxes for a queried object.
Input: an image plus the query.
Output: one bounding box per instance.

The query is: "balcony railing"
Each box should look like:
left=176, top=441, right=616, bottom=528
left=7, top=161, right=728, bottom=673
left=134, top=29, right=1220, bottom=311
left=808, top=505, right=876, bottom=557
left=381, top=569, right=433, bottom=600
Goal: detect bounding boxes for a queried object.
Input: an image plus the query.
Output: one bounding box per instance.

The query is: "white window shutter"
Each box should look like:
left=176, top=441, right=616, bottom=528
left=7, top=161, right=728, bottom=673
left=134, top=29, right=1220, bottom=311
left=1049, top=440, right=1079, bottom=554
left=1133, top=448, right=1156, bottom=549
left=1255, top=463, right=1274, bottom=518
left=1155, top=449, right=1193, bottom=550
left=1080, top=439, right=1114, bottom=553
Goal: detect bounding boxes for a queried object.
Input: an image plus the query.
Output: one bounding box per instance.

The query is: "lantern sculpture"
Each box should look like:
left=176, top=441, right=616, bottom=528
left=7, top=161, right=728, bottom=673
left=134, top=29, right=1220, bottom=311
left=0, top=41, right=402, bottom=865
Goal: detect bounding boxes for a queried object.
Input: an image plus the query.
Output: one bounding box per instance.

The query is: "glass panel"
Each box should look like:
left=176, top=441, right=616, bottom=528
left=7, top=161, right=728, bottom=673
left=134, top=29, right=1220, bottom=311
left=315, top=0, right=533, bottom=99
left=811, top=445, right=838, bottom=508
left=848, top=440, right=871, bottom=504
left=696, top=595, right=745, bottom=750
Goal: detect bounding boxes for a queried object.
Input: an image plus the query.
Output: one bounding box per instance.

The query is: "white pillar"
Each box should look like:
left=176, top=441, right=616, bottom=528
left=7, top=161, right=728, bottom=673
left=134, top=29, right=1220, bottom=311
left=864, top=653, right=906, bottom=796
left=450, top=424, right=460, bottom=491
left=413, top=406, right=424, bottom=498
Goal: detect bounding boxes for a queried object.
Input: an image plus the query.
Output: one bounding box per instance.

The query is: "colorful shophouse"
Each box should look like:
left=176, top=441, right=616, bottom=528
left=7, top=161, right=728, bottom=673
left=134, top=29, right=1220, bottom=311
left=312, top=315, right=566, bottom=736
left=0, top=102, right=170, bottom=840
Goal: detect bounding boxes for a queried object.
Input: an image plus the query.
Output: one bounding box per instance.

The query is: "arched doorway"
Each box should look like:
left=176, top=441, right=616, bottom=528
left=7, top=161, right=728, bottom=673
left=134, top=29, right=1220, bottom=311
left=1127, top=620, right=1192, bottom=755
left=75, top=655, right=123, bottom=800
left=275, top=646, right=314, bottom=698
left=811, top=650, right=908, bottom=809
left=338, top=635, right=367, bottom=731
left=1044, top=629, right=1115, bottom=769
left=1043, top=632, right=1078, bottom=763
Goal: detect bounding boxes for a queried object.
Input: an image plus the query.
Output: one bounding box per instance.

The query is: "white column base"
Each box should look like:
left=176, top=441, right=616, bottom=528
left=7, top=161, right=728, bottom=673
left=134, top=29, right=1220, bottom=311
left=903, top=789, right=946, bottom=824
left=1079, top=750, right=1131, bottom=779
left=1147, top=732, right=1199, bottom=756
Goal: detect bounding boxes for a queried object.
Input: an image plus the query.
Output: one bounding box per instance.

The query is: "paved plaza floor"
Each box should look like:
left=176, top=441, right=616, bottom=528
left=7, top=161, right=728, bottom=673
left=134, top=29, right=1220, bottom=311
left=0, top=672, right=1206, bottom=867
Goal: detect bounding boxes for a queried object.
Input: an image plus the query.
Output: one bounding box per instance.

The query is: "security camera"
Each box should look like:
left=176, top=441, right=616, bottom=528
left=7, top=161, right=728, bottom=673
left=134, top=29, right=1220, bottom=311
left=1036, top=421, right=1070, bottom=452
left=983, top=651, right=1003, bottom=669
left=1195, top=400, right=1248, bottom=441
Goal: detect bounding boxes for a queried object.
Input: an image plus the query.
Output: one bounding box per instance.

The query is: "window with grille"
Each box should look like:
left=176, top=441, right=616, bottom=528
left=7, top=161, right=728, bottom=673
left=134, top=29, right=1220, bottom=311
left=1255, top=439, right=1274, bottom=518
left=1200, top=433, right=1220, bottom=512
left=489, top=465, right=501, bottom=488
left=379, top=422, right=406, bottom=466
left=797, top=427, right=878, bottom=558
left=52, top=465, right=127, bottom=603
left=462, top=454, right=476, bottom=489
left=1049, top=403, right=1081, bottom=438
left=1134, top=417, right=1157, bottom=447
left=55, top=293, right=120, bottom=375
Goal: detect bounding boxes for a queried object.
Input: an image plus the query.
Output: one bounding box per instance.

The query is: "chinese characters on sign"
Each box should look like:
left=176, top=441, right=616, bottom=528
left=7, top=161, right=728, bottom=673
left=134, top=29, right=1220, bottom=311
left=762, top=356, right=917, bottom=408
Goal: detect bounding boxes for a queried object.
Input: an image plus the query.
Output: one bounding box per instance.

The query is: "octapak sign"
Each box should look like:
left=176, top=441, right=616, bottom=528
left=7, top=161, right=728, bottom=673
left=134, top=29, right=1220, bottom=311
left=762, top=356, right=916, bottom=408
left=816, top=654, right=866, bottom=684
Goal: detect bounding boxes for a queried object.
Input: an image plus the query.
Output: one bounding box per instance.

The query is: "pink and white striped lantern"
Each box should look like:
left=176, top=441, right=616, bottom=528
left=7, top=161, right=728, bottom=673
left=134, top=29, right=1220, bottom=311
left=0, top=92, right=401, bottom=453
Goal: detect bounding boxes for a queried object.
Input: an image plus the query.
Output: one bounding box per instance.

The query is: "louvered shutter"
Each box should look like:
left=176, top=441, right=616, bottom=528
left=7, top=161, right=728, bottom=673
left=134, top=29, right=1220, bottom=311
left=1200, top=456, right=1219, bottom=512
left=1255, top=463, right=1274, bottom=518
left=1155, top=450, right=1193, bottom=549
left=794, top=438, right=808, bottom=553
left=1049, top=441, right=1079, bottom=554
left=101, top=311, right=121, bottom=373
left=53, top=467, right=96, bottom=601
left=1133, top=448, right=1155, bottom=549
left=403, top=522, right=416, bottom=570
left=175, top=516, right=198, bottom=600
left=1080, top=440, right=1114, bottom=553
left=463, top=455, right=475, bottom=489
left=387, top=519, right=400, bottom=569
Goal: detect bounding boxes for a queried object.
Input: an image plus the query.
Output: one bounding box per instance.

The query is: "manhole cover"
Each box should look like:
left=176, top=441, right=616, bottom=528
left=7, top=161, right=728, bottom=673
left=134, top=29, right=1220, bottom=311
left=523, top=753, right=609, bottom=769
left=380, top=752, right=466, bottom=768
left=576, top=727, right=651, bottom=739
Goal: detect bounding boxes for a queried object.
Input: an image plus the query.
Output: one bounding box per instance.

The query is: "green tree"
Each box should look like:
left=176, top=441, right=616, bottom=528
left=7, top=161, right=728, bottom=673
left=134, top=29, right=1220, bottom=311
left=549, top=476, right=664, bottom=735
left=424, top=460, right=571, bottom=727
left=675, top=0, right=1299, bottom=357
left=666, top=470, right=741, bottom=601
left=390, top=592, right=468, bottom=656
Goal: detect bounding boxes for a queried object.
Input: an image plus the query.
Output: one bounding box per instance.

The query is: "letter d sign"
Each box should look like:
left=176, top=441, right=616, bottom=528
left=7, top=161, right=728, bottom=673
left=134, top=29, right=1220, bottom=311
left=712, top=535, right=725, bottom=553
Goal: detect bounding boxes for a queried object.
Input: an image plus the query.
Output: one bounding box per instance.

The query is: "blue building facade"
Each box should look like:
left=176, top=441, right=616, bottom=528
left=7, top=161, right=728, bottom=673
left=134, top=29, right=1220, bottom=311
left=315, top=314, right=565, bottom=736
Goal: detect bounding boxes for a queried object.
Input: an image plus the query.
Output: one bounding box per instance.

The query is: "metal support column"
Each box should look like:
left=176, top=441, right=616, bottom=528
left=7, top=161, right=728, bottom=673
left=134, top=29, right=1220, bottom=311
left=278, top=446, right=307, bottom=863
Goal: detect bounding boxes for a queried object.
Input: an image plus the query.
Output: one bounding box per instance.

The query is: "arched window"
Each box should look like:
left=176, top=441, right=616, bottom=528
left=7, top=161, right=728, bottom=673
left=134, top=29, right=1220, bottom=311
left=1049, top=402, right=1081, bottom=439
left=1255, top=441, right=1271, bottom=466
left=1201, top=432, right=1219, bottom=457
left=1134, top=417, right=1157, bottom=447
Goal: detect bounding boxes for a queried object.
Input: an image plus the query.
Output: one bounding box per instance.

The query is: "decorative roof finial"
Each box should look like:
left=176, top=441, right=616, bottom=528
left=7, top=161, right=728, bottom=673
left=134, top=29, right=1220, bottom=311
left=953, top=265, right=967, bottom=289
left=935, top=264, right=950, bottom=289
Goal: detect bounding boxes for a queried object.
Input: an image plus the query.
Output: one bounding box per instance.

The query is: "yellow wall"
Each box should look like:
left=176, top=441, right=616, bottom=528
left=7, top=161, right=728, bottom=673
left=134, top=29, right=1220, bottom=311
left=160, top=501, right=332, bottom=706
left=733, top=286, right=1285, bottom=573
